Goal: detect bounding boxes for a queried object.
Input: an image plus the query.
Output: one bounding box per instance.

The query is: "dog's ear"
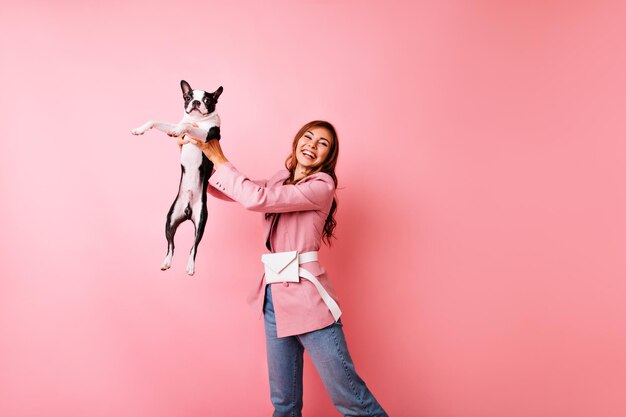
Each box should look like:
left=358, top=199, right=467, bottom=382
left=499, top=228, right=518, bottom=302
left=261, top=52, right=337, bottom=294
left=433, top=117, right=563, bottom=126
left=212, top=86, right=223, bottom=102
left=181, top=80, right=192, bottom=96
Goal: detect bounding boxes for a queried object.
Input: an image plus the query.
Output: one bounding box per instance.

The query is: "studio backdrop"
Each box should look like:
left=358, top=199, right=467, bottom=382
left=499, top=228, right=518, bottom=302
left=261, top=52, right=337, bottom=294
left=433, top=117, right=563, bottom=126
left=1, top=1, right=625, bottom=417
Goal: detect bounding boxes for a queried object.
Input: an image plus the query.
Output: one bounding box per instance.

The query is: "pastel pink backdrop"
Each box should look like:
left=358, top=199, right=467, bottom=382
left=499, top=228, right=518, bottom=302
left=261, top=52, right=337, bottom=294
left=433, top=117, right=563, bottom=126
left=1, top=1, right=625, bottom=416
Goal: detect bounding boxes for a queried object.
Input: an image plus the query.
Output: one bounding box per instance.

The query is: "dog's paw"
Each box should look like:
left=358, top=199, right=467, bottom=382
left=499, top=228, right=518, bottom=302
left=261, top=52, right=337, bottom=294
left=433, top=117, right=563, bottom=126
left=131, top=122, right=153, bottom=135
left=186, top=258, right=195, bottom=276
left=160, top=258, right=172, bottom=271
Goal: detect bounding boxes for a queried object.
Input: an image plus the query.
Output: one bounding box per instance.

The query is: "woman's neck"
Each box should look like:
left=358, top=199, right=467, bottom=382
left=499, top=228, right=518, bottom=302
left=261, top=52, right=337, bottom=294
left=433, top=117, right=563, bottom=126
left=293, top=165, right=311, bottom=182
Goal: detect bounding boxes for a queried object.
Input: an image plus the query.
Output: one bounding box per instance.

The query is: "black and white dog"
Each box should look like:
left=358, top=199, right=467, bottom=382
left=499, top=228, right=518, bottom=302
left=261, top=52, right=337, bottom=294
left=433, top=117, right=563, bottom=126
left=131, top=80, right=223, bottom=275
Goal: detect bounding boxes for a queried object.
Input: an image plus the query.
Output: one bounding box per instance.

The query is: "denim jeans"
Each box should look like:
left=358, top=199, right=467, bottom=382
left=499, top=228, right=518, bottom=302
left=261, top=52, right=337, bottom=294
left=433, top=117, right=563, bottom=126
left=263, top=285, right=389, bottom=417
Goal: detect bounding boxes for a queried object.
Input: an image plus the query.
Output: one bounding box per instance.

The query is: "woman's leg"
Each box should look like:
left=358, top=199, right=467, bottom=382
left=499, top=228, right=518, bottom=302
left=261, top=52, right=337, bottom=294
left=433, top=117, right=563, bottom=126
left=298, top=321, right=388, bottom=417
left=264, top=285, right=305, bottom=417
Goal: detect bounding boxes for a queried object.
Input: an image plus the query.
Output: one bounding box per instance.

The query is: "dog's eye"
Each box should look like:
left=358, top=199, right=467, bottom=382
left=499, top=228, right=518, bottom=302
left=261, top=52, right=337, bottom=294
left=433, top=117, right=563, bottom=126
left=184, top=96, right=191, bottom=102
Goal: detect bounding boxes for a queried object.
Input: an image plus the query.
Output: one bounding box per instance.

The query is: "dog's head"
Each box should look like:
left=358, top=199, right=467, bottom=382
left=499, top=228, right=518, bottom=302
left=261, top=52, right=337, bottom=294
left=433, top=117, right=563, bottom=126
left=180, top=80, right=223, bottom=116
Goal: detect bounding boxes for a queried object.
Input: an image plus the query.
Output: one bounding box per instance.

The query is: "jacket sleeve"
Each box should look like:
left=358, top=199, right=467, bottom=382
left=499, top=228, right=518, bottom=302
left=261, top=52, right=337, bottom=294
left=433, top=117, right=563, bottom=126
left=207, top=183, right=236, bottom=202
left=207, top=173, right=268, bottom=203
left=208, top=162, right=334, bottom=213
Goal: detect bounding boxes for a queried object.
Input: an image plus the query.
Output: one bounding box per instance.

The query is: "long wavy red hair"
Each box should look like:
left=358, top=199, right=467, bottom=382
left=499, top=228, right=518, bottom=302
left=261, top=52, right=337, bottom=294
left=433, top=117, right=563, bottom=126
left=266, top=120, right=340, bottom=246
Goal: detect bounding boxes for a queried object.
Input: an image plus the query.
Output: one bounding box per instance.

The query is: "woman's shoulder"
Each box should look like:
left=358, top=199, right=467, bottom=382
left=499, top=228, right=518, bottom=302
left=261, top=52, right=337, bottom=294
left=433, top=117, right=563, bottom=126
left=304, top=171, right=334, bottom=183
left=269, top=169, right=291, bottom=184
left=296, top=171, right=335, bottom=190
left=269, top=169, right=334, bottom=188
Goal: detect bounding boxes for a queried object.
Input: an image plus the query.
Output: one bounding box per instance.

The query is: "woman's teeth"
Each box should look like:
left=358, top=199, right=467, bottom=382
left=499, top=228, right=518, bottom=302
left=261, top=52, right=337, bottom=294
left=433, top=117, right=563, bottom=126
left=302, top=150, right=316, bottom=160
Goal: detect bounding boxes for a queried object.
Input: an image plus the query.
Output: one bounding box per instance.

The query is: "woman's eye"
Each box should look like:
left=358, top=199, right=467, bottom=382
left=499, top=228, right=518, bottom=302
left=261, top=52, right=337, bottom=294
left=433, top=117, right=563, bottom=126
left=320, top=142, right=328, bottom=147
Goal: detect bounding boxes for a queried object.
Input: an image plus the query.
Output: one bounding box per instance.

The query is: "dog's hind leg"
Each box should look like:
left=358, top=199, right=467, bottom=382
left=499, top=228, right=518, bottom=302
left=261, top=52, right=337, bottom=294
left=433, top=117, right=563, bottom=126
left=161, top=197, right=189, bottom=271
left=186, top=202, right=208, bottom=276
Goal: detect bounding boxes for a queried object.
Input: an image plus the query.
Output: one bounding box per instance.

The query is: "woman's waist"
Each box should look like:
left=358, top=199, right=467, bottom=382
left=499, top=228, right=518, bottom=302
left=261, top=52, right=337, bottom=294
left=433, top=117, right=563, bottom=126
left=262, top=249, right=327, bottom=277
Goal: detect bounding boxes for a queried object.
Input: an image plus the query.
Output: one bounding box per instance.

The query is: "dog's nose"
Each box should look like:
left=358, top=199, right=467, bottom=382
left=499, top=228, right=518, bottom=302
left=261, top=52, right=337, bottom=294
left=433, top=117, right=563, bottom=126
left=192, top=100, right=200, bottom=107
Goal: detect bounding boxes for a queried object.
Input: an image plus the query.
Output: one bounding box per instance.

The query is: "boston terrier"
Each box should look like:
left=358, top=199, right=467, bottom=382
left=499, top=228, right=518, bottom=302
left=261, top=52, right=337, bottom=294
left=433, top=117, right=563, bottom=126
left=131, top=80, right=223, bottom=275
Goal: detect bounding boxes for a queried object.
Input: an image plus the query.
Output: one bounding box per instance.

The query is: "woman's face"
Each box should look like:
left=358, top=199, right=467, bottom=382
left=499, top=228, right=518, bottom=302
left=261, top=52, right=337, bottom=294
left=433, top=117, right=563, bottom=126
left=295, top=126, right=332, bottom=172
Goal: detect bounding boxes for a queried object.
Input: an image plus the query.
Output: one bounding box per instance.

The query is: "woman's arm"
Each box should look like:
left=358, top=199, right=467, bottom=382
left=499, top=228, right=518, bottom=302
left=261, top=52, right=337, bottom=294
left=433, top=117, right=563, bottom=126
left=206, top=169, right=268, bottom=202
left=208, top=162, right=334, bottom=213
left=185, top=137, right=334, bottom=212
left=207, top=181, right=237, bottom=202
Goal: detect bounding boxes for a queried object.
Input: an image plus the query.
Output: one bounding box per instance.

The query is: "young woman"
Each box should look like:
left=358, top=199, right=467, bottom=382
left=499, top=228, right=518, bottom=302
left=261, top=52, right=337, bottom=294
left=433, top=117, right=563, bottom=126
left=179, top=120, right=388, bottom=417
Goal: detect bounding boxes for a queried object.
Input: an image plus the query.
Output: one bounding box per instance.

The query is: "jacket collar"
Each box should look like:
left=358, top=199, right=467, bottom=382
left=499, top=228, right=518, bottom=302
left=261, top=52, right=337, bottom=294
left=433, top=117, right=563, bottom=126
left=273, top=169, right=329, bottom=186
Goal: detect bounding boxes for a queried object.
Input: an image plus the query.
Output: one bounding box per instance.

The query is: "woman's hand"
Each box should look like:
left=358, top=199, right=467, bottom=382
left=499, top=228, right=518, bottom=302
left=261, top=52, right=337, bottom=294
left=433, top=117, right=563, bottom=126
left=187, top=137, right=229, bottom=168
left=172, top=124, right=193, bottom=152
left=176, top=135, right=190, bottom=150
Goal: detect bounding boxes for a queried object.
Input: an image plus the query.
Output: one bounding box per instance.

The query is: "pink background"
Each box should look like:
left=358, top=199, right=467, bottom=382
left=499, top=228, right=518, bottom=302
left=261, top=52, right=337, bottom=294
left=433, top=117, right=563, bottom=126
left=1, top=1, right=625, bottom=416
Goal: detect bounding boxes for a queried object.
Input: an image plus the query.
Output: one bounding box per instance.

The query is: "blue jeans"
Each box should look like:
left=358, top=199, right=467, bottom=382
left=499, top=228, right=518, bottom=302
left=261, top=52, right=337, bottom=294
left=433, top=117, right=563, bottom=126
left=263, top=285, right=389, bottom=417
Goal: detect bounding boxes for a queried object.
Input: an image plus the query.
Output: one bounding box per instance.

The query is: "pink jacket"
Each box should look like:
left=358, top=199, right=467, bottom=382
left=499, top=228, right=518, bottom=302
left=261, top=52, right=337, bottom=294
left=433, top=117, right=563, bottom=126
left=207, top=162, right=340, bottom=337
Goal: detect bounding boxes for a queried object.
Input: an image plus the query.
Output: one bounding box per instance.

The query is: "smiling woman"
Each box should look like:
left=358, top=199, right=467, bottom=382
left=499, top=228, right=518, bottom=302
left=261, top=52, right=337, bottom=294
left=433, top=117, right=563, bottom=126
left=293, top=125, right=333, bottom=179
left=180, top=120, right=388, bottom=417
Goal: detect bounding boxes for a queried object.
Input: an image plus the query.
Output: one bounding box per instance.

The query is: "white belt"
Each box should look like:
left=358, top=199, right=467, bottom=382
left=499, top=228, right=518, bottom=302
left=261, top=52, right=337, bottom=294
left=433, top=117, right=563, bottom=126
left=261, top=250, right=342, bottom=322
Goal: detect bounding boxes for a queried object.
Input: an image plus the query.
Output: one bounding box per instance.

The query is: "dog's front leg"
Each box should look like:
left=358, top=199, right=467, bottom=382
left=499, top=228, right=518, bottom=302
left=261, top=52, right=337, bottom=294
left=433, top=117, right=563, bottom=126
left=131, top=121, right=178, bottom=136
left=152, top=122, right=184, bottom=137
left=161, top=123, right=191, bottom=138
left=139, top=122, right=189, bottom=138
left=131, top=120, right=155, bottom=135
